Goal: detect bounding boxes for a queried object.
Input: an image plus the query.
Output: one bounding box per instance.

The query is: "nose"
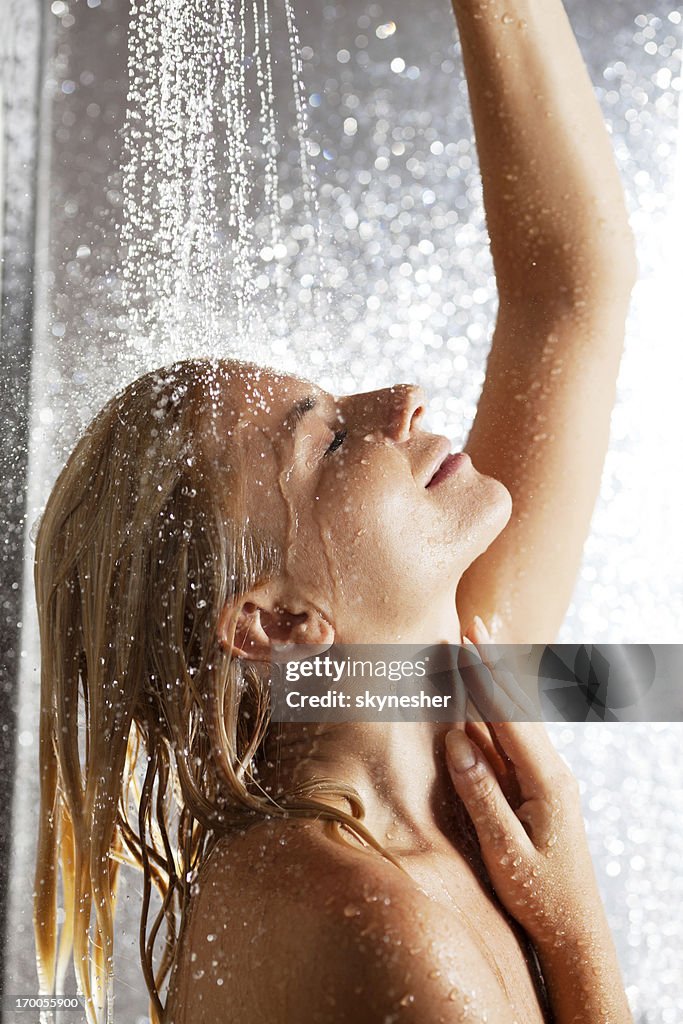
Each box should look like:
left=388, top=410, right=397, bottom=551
left=384, top=384, right=426, bottom=442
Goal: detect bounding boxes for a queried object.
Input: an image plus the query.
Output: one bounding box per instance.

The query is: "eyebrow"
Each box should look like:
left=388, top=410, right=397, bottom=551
left=284, top=394, right=319, bottom=432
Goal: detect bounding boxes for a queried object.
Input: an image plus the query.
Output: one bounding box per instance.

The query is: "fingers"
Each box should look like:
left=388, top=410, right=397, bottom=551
left=459, top=650, right=523, bottom=724
left=464, top=719, right=507, bottom=774
left=465, top=719, right=522, bottom=807
left=460, top=635, right=539, bottom=722
left=445, top=729, right=531, bottom=852
left=461, top=618, right=568, bottom=799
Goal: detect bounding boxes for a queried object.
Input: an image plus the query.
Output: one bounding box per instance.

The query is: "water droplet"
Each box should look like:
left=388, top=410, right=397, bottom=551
left=343, top=904, right=361, bottom=917
left=501, top=12, right=514, bottom=24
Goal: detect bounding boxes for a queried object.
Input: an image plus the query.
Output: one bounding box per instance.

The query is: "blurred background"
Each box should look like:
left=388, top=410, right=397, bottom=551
left=1, top=0, right=682, bottom=1019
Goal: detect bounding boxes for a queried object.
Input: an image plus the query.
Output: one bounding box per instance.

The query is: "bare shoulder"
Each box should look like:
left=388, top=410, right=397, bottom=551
left=169, top=817, right=512, bottom=1023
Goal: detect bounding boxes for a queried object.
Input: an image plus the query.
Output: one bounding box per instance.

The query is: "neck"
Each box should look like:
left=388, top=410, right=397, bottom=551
left=263, top=719, right=461, bottom=854
left=261, top=607, right=465, bottom=855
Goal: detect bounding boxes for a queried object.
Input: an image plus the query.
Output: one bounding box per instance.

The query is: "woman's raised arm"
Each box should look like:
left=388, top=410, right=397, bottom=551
left=450, top=0, right=638, bottom=642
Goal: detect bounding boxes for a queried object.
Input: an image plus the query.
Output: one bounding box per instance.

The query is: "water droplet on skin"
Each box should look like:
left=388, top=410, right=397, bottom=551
left=399, top=993, right=415, bottom=1006
left=501, top=12, right=514, bottom=24
left=428, top=967, right=442, bottom=979
left=343, top=903, right=361, bottom=917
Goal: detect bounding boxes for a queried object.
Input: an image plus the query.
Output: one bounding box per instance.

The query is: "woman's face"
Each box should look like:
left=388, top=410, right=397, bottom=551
left=211, top=364, right=511, bottom=643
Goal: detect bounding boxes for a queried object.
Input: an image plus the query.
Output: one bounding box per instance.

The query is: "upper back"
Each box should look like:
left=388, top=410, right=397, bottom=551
left=164, top=816, right=514, bottom=1023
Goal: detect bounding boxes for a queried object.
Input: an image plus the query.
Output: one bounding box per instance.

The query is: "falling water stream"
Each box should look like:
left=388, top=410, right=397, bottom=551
left=120, top=0, right=324, bottom=360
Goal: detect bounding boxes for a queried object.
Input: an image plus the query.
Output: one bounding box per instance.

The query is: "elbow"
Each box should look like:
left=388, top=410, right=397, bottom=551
left=576, top=200, right=639, bottom=293
left=590, top=248, right=639, bottom=305
left=584, top=258, right=638, bottom=308
left=553, top=237, right=639, bottom=312
left=598, top=223, right=639, bottom=293
left=587, top=216, right=639, bottom=295
left=622, top=242, right=639, bottom=292
left=571, top=221, right=639, bottom=302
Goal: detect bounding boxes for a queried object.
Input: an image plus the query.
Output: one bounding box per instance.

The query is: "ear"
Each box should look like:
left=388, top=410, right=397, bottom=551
left=216, top=591, right=335, bottom=663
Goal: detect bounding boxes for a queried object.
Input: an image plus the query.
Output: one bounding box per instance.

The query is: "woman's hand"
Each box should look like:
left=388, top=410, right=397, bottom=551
left=446, top=616, right=602, bottom=948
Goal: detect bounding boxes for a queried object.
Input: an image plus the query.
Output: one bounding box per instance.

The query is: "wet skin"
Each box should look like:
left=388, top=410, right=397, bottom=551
left=208, top=362, right=512, bottom=649
left=163, top=363, right=551, bottom=1023
left=200, top=361, right=514, bottom=855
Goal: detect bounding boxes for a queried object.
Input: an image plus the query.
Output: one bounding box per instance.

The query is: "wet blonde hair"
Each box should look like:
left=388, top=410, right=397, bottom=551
left=33, top=358, right=406, bottom=1024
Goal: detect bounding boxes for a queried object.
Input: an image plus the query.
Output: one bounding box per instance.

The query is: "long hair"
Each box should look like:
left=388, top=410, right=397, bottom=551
left=32, top=358, right=407, bottom=1024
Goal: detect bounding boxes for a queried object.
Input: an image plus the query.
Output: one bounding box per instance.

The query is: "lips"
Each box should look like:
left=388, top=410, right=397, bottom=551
left=424, top=439, right=453, bottom=487
left=427, top=452, right=469, bottom=486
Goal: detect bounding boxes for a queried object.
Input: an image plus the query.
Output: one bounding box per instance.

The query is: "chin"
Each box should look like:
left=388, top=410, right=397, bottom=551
left=491, top=476, right=513, bottom=527
left=470, top=478, right=513, bottom=559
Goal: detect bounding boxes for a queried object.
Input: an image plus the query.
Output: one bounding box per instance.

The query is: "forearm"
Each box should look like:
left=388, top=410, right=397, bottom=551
left=533, top=905, right=634, bottom=1024
left=450, top=0, right=637, bottom=304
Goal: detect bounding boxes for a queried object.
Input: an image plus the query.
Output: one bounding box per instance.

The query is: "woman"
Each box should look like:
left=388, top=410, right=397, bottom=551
left=33, top=0, right=637, bottom=1021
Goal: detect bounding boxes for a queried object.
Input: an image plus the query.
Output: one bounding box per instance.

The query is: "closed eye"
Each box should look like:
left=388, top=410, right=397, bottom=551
left=324, top=428, right=347, bottom=457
